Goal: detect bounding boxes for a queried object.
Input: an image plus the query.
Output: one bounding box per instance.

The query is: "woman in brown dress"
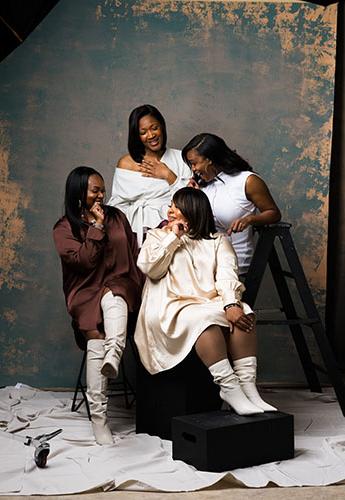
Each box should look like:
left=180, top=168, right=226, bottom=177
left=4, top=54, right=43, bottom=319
left=53, top=166, right=142, bottom=445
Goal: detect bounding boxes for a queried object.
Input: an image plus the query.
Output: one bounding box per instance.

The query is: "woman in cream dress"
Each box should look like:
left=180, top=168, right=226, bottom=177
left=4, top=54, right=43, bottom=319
left=108, top=104, right=191, bottom=245
left=135, top=187, right=277, bottom=416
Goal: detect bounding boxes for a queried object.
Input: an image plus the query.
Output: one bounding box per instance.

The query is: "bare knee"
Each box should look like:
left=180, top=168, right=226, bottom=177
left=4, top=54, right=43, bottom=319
left=195, top=325, right=228, bottom=367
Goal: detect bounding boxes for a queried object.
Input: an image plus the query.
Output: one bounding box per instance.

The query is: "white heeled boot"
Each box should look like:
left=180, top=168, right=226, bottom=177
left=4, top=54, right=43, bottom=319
left=86, top=339, right=114, bottom=445
left=100, top=293, right=128, bottom=379
left=233, top=356, right=277, bottom=412
left=209, top=359, right=263, bottom=415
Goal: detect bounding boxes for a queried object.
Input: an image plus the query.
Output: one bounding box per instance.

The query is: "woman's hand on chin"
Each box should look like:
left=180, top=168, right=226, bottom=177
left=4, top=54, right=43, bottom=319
left=140, top=157, right=177, bottom=184
left=164, top=220, right=189, bottom=238
left=89, top=202, right=104, bottom=224
left=187, top=177, right=200, bottom=189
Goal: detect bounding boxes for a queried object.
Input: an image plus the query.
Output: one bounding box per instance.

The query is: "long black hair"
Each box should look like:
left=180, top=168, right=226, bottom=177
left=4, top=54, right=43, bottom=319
left=172, top=187, right=216, bottom=240
left=64, top=166, right=103, bottom=240
left=182, top=133, right=252, bottom=176
left=128, top=104, right=167, bottom=162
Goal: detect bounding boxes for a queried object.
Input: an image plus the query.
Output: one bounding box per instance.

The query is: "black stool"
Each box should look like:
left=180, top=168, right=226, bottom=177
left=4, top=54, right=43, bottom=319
left=71, top=334, right=137, bottom=419
left=135, top=348, right=222, bottom=440
left=243, top=222, right=345, bottom=416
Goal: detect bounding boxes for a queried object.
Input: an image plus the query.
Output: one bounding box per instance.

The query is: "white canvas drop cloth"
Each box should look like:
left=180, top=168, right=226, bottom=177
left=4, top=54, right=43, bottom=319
left=0, top=384, right=345, bottom=494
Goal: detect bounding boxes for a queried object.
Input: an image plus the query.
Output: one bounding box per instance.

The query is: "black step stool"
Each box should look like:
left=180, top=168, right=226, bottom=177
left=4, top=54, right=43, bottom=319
left=172, top=410, right=294, bottom=472
left=243, top=222, right=345, bottom=416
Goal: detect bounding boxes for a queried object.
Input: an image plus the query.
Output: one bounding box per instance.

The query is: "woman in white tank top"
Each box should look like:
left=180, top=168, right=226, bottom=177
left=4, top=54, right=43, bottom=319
left=182, top=133, right=281, bottom=275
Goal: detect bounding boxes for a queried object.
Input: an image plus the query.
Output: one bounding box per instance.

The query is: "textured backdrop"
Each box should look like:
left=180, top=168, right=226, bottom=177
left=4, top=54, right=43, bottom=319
left=0, top=0, right=337, bottom=387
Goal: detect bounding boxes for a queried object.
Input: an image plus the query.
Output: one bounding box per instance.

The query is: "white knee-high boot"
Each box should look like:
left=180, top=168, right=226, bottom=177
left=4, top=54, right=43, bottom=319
left=233, top=356, right=277, bottom=412
left=86, top=339, right=113, bottom=445
left=100, top=293, right=128, bottom=379
left=209, top=359, right=263, bottom=415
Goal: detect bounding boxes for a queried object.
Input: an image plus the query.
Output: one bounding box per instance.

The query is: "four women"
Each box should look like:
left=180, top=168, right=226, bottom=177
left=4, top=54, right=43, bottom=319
left=54, top=106, right=280, bottom=444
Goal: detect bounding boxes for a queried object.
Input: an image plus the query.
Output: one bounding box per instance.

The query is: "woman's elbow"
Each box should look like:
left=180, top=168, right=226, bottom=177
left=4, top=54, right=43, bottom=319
left=137, top=264, right=165, bottom=280
left=79, top=259, right=98, bottom=271
left=274, top=207, right=282, bottom=223
left=64, top=254, right=97, bottom=271
left=147, top=269, right=167, bottom=280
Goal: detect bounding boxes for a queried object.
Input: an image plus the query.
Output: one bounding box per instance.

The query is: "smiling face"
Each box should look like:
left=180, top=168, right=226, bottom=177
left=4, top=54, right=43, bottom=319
left=86, top=174, right=105, bottom=209
left=138, top=114, right=163, bottom=153
left=167, top=202, right=189, bottom=226
left=186, top=148, right=217, bottom=182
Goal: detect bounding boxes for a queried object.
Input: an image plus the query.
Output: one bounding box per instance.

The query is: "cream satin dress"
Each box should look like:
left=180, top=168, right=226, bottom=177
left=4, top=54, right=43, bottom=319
left=134, top=228, right=253, bottom=374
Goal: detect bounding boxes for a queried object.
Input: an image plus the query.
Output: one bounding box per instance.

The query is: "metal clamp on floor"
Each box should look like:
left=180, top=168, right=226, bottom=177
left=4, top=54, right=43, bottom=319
left=1, top=428, right=62, bottom=468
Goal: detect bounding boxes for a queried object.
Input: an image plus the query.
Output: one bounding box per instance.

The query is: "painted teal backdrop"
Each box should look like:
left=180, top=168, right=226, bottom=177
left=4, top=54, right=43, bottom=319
left=0, top=1, right=337, bottom=387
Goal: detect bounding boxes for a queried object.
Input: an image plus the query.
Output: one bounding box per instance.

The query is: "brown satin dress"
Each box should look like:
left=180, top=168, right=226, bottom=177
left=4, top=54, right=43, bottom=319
left=53, top=206, right=143, bottom=349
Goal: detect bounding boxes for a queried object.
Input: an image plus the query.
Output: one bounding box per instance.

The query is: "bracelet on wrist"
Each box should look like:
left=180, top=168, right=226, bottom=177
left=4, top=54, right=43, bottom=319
left=91, top=220, right=104, bottom=231
left=224, top=302, right=242, bottom=312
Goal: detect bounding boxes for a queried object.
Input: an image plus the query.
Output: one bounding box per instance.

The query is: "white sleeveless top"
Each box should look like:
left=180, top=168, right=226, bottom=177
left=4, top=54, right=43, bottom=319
left=202, top=171, right=258, bottom=274
left=107, top=148, right=191, bottom=246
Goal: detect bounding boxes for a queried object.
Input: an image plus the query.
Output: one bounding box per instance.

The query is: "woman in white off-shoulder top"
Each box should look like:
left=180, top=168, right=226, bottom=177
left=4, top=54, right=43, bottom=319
left=108, top=104, right=191, bottom=245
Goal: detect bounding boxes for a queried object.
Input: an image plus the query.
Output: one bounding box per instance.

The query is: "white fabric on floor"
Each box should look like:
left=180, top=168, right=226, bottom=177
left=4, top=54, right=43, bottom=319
left=0, top=383, right=345, bottom=494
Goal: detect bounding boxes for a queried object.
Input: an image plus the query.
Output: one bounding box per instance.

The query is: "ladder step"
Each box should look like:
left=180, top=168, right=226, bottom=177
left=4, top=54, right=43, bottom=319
left=254, top=308, right=284, bottom=313
left=257, top=318, right=319, bottom=326
left=313, top=363, right=327, bottom=375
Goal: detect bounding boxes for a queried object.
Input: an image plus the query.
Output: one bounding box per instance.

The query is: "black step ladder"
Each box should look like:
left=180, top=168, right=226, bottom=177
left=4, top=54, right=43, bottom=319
left=242, top=222, right=345, bottom=416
